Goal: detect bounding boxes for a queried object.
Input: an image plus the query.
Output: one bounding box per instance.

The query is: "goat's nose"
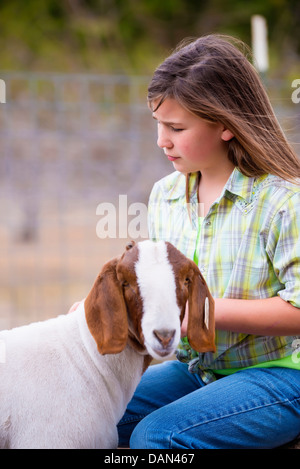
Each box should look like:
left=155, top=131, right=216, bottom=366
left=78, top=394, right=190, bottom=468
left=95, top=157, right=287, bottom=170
left=153, top=329, right=176, bottom=349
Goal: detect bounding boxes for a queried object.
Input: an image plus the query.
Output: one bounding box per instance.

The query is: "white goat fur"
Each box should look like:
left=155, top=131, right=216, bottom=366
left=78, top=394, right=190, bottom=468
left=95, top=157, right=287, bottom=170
left=0, top=240, right=213, bottom=449
left=0, top=304, right=143, bottom=449
left=136, top=241, right=181, bottom=359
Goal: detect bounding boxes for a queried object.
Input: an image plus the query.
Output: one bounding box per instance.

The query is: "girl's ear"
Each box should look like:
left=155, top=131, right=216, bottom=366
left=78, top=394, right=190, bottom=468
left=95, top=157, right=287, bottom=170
left=221, top=128, right=234, bottom=142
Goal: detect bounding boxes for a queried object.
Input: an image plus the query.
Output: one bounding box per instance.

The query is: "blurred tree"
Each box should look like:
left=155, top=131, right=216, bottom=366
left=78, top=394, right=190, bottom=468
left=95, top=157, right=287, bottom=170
left=0, top=0, right=299, bottom=74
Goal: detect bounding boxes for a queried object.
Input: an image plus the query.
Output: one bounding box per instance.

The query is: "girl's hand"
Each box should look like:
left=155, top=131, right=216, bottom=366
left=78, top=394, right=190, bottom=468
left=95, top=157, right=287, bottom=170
left=181, top=303, right=189, bottom=337
left=68, top=299, right=85, bottom=314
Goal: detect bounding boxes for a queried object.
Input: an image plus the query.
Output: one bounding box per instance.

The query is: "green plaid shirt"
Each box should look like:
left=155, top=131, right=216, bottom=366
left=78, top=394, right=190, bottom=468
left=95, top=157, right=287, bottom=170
left=148, top=168, right=300, bottom=376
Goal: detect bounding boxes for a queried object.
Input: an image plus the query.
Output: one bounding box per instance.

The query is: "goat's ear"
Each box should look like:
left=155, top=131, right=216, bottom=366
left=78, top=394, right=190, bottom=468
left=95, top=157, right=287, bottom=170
left=187, top=265, right=216, bottom=353
left=84, top=257, right=128, bottom=355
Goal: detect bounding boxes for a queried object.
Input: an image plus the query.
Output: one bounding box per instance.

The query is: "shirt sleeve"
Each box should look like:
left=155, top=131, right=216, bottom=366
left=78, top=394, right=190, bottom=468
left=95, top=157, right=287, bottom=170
left=266, top=192, right=300, bottom=308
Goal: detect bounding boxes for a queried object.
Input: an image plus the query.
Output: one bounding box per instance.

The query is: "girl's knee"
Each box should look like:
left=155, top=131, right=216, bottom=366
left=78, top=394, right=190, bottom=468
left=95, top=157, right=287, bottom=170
left=130, top=413, right=171, bottom=449
left=129, top=418, right=150, bottom=449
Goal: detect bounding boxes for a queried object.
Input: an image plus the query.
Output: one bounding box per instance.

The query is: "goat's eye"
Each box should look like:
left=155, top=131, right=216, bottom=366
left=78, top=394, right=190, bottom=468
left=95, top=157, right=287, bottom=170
left=184, top=277, right=190, bottom=285
left=122, top=280, right=129, bottom=287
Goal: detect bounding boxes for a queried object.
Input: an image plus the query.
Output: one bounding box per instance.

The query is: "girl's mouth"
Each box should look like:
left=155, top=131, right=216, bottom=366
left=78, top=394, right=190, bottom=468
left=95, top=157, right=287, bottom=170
left=167, top=155, right=180, bottom=162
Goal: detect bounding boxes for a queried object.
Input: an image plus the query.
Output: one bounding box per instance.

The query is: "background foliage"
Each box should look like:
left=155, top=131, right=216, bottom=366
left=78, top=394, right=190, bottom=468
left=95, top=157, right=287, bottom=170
left=0, top=0, right=299, bottom=76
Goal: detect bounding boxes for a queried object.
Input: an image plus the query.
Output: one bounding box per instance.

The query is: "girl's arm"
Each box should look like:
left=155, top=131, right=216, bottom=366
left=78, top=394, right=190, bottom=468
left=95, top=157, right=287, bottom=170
left=215, top=296, right=300, bottom=336
left=181, top=297, right=300, bottom=337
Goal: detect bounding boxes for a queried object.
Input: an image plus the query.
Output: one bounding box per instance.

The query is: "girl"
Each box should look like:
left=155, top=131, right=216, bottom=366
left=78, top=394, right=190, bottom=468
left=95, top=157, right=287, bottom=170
left=117, top=34, right=300, bottom=449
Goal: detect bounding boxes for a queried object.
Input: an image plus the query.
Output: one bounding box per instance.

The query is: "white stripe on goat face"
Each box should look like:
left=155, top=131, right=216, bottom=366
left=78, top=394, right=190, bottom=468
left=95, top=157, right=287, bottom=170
left=135, top=240, right=181, bottom=360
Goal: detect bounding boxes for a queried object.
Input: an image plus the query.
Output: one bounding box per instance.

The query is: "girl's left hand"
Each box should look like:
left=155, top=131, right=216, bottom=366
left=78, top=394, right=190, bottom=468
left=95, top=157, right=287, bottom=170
left=68, top=299, right=85, bottom=314
left=181, top=303, right=189, bottom=337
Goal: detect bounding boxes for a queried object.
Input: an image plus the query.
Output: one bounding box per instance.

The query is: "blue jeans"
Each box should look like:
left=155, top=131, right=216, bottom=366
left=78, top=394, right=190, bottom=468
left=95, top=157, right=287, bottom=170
left=117, top=360, right=300, bottom=449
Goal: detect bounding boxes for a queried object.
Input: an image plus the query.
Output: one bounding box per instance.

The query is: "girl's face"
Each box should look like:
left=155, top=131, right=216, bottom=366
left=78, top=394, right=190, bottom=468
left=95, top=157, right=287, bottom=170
left=152, top=98, right=233, bottom=174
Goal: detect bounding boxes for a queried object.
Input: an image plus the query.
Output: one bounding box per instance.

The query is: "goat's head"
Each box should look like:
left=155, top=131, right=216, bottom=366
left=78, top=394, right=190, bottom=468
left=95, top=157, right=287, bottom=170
left=84, top=240, right=215, bottom=361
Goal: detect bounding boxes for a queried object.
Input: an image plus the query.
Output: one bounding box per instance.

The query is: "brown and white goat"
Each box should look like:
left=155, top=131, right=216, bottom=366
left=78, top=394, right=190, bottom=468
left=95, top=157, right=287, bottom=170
left=0, top=240, right=215, bottom=449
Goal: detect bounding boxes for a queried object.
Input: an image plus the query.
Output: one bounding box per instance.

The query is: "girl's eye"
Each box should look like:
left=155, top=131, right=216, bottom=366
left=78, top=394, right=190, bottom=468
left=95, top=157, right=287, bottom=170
left=170, top=127, right=183, bottom=132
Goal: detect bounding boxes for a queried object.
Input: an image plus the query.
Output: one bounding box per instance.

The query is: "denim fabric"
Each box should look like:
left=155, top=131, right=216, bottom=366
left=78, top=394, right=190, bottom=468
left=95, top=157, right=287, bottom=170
left=117, top=360, right=300, bottom=449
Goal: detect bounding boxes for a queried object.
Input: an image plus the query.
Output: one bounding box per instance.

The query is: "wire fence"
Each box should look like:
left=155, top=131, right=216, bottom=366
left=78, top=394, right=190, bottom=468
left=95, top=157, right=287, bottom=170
left=0, top=71, right=171, bottom=328
left=0, top=72, right=299, bottom=328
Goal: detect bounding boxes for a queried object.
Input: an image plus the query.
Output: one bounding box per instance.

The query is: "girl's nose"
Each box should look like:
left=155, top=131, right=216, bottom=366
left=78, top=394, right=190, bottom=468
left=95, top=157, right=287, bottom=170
left=157, top=126, right=173, bottom=150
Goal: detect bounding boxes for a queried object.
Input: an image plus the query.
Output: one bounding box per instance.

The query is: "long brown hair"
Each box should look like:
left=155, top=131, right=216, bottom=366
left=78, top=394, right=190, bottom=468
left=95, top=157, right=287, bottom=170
left=148, top=34, right=300, bottom=181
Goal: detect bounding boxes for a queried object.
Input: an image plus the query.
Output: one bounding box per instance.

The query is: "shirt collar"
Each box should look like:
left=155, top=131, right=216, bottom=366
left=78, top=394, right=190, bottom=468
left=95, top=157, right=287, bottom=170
left=165, top=168, right=267, bottom=204
left=165, top=171, right=199, bottom=201
left=223, top=167, right=253, bottom=202
left=166, top=167, right=267, bottom=203
left=224, top=168, right=268, bottom=203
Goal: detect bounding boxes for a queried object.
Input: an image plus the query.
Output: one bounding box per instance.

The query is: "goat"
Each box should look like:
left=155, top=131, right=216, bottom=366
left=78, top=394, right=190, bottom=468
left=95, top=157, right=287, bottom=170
left=0, top=240, right=215, bottom=449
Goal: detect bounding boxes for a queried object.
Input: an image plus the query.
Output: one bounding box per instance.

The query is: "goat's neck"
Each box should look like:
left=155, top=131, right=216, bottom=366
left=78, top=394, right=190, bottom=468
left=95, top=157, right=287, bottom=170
left=75, top=303, right=145, bottom=390
left=127, top=331, right=152, bottom=372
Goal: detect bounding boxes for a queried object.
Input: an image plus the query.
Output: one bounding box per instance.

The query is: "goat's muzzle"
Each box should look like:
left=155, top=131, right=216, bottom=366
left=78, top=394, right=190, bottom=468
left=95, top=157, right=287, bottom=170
left=152, top=329, right=176, bottom=357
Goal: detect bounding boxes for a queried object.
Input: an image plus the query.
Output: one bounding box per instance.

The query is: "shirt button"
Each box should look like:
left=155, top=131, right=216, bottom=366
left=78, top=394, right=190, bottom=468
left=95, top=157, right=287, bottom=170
left=205, top=221, right=211, bottom=226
